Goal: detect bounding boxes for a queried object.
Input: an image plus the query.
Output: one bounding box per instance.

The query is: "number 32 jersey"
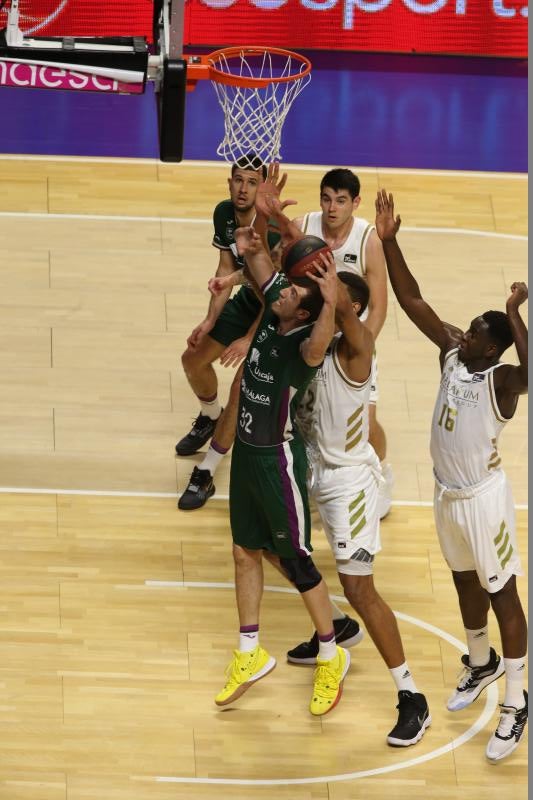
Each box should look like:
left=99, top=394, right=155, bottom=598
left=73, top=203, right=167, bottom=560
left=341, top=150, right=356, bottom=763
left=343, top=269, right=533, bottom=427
left=237, top=273, right=317, bottom=448
left=430, top=348, right=511, bottom=490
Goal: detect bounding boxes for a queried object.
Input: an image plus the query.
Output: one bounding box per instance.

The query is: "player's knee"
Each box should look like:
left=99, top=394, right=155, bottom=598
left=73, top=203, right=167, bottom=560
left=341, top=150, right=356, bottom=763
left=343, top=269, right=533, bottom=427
left=341, top=575, right=373, bottom=610
left=280, top=555, right=322, bottom=593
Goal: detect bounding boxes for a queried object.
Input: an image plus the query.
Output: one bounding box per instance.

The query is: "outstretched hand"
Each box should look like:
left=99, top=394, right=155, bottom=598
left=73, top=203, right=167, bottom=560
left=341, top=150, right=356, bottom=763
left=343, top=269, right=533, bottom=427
left=255, top=162, right=297, bottom=219
left=506, top=281, right=528, bottom=310
left=375, top=189, right=401, bottom=241
left=305, top=251, right=338, bottom=307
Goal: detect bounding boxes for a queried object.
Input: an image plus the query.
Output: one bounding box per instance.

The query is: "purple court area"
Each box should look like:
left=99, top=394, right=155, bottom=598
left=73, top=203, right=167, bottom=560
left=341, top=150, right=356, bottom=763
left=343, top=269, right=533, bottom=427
left=0, top=51, right=526, bottom=172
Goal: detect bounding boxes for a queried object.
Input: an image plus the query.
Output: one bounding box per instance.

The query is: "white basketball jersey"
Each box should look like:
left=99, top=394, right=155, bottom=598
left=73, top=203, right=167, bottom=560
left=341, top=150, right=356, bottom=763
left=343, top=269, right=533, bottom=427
left=297, top=335, right=377, bottom=468
left=430, top=348, right=510, bottom=489
left=301, top=211, right=374, bottom=277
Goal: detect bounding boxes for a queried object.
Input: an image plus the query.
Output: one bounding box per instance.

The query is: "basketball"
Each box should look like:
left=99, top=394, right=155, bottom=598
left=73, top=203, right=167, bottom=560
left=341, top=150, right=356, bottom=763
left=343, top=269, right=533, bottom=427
left=281, top=235, right=332, bottom=278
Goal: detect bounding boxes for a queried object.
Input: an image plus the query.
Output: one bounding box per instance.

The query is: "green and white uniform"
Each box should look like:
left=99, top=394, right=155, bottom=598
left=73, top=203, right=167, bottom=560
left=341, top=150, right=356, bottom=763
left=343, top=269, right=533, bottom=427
left=210, top=199, right=280, bottom=347
left=230, top=272, right=317, bottom=557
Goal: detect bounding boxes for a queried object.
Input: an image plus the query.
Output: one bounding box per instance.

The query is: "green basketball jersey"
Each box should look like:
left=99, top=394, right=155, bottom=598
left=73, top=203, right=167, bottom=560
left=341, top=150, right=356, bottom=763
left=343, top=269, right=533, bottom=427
left=212, top=199, right=281, bottom=269
left=237, top=272, right=318, bottom=448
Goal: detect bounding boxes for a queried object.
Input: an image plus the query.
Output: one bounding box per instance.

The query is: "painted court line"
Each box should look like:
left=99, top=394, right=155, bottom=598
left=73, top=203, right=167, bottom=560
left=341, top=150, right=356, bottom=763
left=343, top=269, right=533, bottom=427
left=0, top=209, right=527, bottom=242
left=0, top=487, right=526, bottom=510
left=144, top=581, right=499, bottom=786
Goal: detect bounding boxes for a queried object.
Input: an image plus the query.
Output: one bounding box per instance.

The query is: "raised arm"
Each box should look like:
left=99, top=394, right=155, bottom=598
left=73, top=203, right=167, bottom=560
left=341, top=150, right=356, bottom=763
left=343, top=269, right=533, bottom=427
left=300, top=253, right=337, bottom=367
left=234, top=226, right=275, bottom=289
left=494, top=282, right=528, bottom=412
left=375, top=190, right=454, bottom=353
left=335, top=273, right=374, bottom=382
left=363, top=230, right=387, bottom=340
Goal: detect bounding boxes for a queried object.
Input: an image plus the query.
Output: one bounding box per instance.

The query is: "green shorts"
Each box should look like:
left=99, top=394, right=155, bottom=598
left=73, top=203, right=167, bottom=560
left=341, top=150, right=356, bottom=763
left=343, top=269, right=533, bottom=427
left=229, top=437, right=312, bottom=557
left=210, top=286, right=262, bottom=348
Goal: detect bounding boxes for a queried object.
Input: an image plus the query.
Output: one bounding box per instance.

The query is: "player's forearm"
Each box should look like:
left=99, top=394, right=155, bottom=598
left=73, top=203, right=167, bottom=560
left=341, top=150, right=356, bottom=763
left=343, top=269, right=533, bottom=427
left=382, top=238, right=423, bottom=308
left=207, top=287, right=232, bottom=322
left=304, top=301, right=335, bottom=366
left=507, top=306, right=528, bottom=384
left=364, top=306, right=386, bottom=339
left=244, top=244, right=276, bottom=289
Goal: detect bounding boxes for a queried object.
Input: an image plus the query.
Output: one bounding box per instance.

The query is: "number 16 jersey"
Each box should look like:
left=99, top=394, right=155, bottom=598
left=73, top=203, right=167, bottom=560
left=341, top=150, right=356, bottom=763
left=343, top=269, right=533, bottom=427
left=430, top=348, right=511, bottom=490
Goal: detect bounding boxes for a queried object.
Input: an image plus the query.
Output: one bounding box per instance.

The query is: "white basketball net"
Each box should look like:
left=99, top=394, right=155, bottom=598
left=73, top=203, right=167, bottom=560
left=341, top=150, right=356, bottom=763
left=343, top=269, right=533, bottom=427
left=209, top=49, right=311, bottom=166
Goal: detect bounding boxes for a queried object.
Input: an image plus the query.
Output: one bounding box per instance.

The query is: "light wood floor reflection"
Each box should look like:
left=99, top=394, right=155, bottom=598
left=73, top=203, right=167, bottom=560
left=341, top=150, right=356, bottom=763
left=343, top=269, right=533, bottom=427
left=0, top=157, right=527, bottom=798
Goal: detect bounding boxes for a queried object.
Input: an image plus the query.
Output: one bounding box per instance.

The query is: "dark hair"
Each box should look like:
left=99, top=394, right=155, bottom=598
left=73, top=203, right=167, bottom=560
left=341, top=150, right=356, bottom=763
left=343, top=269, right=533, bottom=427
left=481, top=310, right=514, bottom=355
left=232, top=152, right=267, bottom=180
left=290, top=276, right=325, bottom=323
left=338, top=271, right=369, bottom=316
left=320, top=168, right=360, bottom=200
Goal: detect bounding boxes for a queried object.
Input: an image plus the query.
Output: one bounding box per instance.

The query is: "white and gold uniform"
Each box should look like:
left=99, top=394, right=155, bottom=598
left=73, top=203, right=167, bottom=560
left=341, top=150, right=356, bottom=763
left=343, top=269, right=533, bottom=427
left=301, top=212, right=379, bottom=402
left=297, top=335, right=382, bottom=576
left=431, top=348, right=522, bottom=593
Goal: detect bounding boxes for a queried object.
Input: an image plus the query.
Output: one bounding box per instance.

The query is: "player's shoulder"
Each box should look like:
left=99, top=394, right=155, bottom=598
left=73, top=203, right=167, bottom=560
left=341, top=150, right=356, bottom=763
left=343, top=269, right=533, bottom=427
left=213, top=199, right=235, bottom=218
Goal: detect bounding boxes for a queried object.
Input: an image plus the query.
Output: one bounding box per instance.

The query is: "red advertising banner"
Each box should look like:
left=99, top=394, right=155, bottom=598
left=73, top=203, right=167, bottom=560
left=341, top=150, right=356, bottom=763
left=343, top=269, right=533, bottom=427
left=183, top=0, right=528, bottom=58
left=0, top=1, right=153, bottom=39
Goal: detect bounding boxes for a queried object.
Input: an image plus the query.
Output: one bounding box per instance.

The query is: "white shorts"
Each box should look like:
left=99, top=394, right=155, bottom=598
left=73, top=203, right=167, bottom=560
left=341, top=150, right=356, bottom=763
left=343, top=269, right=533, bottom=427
left=433, top=470, right=522, bottom=593
left=309, top=457, right=382, bottom=576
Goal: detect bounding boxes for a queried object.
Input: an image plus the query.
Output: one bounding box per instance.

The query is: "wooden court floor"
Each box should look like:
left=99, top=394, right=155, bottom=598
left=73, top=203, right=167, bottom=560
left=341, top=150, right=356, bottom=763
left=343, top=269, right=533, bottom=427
left=0, top=158, right=528, bottom=799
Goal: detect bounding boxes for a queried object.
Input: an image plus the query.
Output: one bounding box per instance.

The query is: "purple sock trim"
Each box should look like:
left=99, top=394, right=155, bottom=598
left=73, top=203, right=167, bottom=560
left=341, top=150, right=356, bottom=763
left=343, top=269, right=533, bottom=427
left=240, top=625, right=259, bottom=633
left=198, top=393, right=217, bottom=403
left=211, top=439, right=229, bottom=455
left=318, top=630, right=335, bottom=643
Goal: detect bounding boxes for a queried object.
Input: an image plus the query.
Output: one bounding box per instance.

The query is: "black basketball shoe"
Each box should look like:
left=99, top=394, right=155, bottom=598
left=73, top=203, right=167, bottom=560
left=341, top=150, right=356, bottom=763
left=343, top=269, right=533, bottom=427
left=287, top=616, right=364, bottom=665
left=175, top=412, right=220, bottom=456
left=387, top=690, right=431, bottom=747
left=178, top=467, right=215, bottom=510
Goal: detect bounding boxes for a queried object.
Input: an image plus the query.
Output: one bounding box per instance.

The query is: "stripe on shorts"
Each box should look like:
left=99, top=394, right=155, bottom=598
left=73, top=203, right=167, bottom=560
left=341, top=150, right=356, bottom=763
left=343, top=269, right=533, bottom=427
left=277, top=441, right=310, bottom=556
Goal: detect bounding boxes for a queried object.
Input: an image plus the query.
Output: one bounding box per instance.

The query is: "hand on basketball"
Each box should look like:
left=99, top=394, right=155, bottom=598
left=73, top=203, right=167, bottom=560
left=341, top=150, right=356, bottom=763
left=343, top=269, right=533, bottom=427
left=375, top=189, right=401, bottom=241
left=305, top=251, right=338, bottom=306
left=235, top=226, right=262, bottom=257
left=220, top=335, right=251, bottom=368
left=506, top=282, right=528, bottom=310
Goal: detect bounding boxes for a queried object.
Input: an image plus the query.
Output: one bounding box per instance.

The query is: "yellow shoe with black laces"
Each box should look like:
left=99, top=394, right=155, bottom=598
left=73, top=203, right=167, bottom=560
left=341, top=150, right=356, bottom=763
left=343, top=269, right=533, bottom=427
left=215, top=645, right=276, bottom=706
left=309, top=646, right=350, bottom=716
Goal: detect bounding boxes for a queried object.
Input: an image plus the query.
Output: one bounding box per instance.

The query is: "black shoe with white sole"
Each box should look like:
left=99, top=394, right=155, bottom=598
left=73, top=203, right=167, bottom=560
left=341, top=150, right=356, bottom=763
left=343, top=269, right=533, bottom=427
left=387, top=690, right=431, bottom=747
left=178, top=467, right=215, bottom=510
left=287, top=616, right=364, bottom=665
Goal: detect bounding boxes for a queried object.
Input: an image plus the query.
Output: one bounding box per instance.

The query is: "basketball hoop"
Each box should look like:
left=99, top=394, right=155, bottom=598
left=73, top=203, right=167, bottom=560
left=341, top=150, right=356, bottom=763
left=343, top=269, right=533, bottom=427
left=203, top=46, right=311, bottom=166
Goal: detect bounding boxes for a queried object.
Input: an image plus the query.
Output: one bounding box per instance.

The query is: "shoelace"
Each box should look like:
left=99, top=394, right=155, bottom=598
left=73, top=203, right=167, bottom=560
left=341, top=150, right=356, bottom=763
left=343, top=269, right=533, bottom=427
left=226, top=650, right=256, bottom=682
left=455, top=662, right=475, bottom=690
left=313, top=664, right=338, bottom=698
left=495, top=705, right=518, bottom=738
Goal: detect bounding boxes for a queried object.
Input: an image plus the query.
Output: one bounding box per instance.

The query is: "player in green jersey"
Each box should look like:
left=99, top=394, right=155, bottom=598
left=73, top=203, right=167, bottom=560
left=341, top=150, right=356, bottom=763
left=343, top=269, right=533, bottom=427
left=215, top=165, right=351, bottom=717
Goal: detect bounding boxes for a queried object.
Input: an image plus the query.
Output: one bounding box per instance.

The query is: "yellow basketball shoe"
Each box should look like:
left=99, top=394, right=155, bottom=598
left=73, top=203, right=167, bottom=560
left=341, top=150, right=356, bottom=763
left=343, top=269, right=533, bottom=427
left=310, top=646, right=350, bottom=716
left=215, top=646, right=276, bottom=706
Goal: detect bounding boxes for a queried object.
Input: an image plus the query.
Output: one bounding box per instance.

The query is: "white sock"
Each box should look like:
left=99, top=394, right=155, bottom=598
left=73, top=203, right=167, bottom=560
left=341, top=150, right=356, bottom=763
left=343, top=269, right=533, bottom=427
left=199, top=395, right=221, bottom=420
left=198, top=443, right=227, bottom=475
left=465, top=626, right=490, bottom=667
left=239, top=626, right=259, bottom=653
left=503, top=656, right=527, bottom=708
left=318, top=631, right=337, bottom=662
left=390, top=662, right=418, bottom=694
